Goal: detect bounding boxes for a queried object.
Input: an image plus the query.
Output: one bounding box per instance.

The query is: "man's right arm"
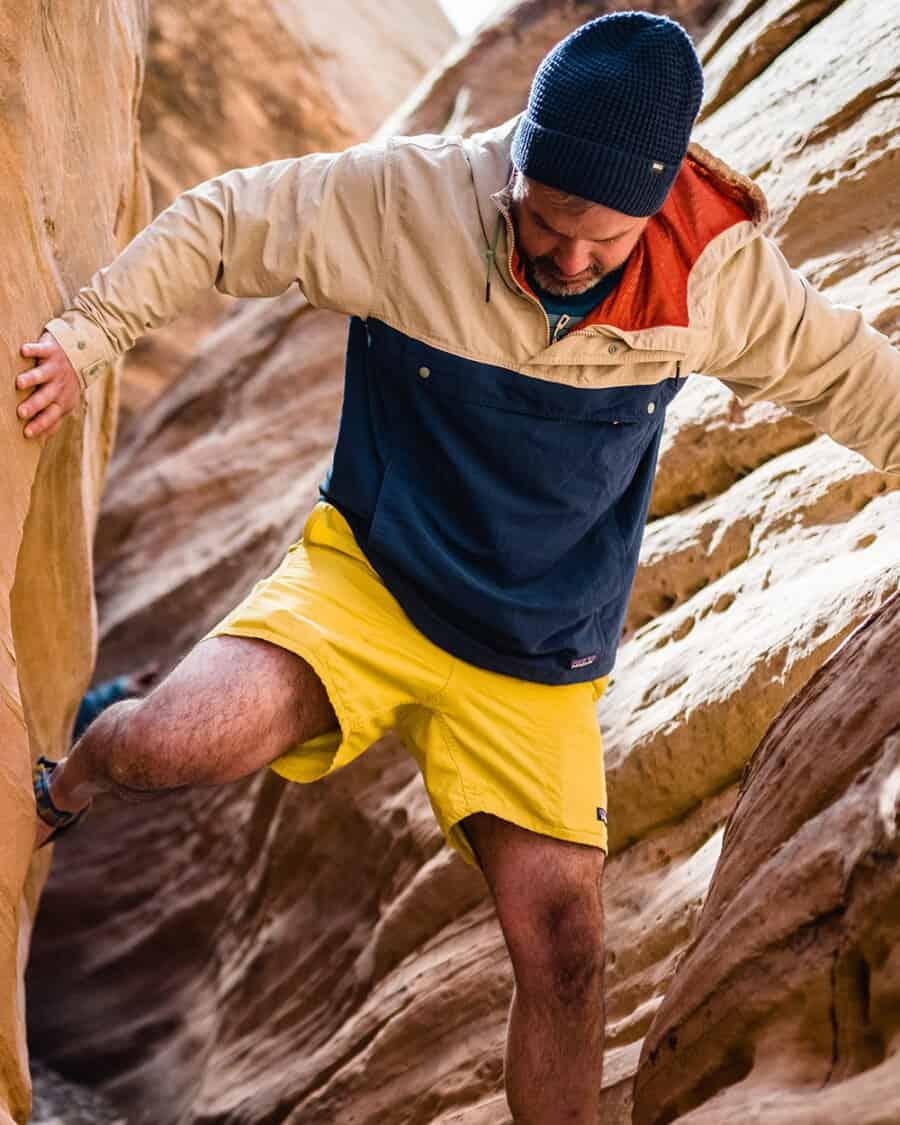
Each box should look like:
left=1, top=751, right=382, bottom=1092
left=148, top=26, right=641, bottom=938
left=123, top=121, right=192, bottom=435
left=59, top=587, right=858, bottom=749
left=16, top=142, right=389, bottom=437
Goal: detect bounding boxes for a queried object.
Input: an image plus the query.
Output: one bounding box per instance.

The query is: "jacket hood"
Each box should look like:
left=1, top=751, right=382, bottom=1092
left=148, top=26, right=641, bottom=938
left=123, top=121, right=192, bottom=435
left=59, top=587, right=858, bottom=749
left=464, top=115, right=769, bottom=338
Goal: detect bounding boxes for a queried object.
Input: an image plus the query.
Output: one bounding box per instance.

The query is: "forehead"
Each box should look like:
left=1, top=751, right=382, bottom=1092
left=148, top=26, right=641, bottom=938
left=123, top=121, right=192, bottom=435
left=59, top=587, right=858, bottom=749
left=522, top=176, right=644, bottom=240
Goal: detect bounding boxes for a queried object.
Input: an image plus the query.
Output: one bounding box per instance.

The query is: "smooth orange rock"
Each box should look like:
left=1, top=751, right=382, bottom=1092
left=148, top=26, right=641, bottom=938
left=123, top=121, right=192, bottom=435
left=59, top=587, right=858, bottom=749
left=0, top=2, right=150, bottom=1122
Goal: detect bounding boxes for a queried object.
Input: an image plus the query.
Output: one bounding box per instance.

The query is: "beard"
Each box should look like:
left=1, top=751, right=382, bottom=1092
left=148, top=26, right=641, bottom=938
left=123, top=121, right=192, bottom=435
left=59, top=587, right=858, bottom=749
left=527, top=255, right=606, bottom=297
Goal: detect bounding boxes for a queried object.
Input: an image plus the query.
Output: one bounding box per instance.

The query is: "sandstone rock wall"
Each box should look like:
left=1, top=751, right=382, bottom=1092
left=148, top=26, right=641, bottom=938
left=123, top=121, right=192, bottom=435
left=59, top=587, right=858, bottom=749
left=0, top=3, right=150, bottom=1122
left=26, top=0, right=899, bottom=1122
left=623, top=0, right=900, bottom=1118
left=634, top=592, right=900, bottom=1124
left=605, top=0, right=900, bottom=1117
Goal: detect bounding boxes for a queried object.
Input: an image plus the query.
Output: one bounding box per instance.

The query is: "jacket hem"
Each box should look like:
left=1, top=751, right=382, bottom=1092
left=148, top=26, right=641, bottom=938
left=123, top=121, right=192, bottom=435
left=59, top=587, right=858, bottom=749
left=330, top=498, right=618, bottom=686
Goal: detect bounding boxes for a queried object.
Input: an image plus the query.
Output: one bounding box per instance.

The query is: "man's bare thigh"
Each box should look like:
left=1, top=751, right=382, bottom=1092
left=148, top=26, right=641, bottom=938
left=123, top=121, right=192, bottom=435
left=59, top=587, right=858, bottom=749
left=125, top=635, right=338, bottom=786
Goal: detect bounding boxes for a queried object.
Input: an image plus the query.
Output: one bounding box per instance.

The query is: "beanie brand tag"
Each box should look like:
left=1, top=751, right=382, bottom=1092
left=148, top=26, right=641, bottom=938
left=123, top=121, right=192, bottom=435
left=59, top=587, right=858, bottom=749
left=651, top=161, right=665, bottom=173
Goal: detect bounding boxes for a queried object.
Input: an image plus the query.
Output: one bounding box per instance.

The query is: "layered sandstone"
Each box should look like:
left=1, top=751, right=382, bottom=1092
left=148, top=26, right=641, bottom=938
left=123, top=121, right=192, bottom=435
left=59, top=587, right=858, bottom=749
left=0, top=3, right=150, bottom=1123
left=634, top=593, right=900, bottom=1124
left=26, top=0, right=900, bottom=1123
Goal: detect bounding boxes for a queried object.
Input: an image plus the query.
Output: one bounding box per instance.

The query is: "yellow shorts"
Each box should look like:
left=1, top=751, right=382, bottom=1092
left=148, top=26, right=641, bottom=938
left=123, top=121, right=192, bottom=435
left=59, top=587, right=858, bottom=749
left=206, top=502, right=609, bottom=868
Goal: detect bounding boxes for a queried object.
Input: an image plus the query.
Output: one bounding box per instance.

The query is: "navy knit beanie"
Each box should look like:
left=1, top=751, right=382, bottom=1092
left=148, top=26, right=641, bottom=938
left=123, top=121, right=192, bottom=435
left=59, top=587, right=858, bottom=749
left=511, top=12, right=704, bottom=216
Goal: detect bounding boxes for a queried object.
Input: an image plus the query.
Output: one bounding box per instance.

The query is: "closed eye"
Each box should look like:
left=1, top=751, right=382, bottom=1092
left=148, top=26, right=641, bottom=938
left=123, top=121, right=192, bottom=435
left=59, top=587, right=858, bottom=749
left=533, top=212, right=625, bottom=244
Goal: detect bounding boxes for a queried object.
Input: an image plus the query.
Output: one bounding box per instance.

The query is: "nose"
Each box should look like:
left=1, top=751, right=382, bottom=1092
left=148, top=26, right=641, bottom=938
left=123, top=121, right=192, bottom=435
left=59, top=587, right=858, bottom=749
left=553, top=239, right=593, bottom=278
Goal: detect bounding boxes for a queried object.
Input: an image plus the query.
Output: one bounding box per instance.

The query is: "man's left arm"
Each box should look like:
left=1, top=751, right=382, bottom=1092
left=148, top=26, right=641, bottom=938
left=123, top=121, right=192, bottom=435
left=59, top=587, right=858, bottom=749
left=699, top=234, right=900, bottom=474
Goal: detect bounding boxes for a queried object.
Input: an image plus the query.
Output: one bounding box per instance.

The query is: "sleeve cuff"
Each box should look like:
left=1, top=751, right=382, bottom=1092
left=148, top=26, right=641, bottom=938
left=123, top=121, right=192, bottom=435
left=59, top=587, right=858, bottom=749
left=44, top=312, right=116, bottom=391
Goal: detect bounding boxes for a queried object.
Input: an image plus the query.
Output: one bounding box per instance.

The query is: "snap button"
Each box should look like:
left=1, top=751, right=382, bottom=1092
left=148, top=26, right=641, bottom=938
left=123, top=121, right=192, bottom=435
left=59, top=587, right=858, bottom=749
left=608, top=344, right=618, bottom=355
left=647, top=401, right=656, bottom=415
left=418, top=366, right=431, bottom=379
left=77, top=340, right=86, bottom=350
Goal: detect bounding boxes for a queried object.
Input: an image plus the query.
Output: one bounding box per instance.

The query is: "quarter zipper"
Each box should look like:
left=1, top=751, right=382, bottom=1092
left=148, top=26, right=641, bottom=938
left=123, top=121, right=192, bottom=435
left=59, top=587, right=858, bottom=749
left=494, top=206, right=685, bottom=361
left=495, top=206, right=621, bottom=350
left=498, top=207, right=552, bottom=346
left=551, top=314, right=571, bottom=343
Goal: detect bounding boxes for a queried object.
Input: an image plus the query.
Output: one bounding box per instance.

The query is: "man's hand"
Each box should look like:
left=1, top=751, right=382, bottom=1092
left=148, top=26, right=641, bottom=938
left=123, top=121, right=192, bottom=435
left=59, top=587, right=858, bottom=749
left=16, top=331, right=81, bottom=439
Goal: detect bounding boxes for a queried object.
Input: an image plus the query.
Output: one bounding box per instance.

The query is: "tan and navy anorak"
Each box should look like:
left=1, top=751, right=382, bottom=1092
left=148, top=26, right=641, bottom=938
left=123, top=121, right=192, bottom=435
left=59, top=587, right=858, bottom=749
left=46, top=118, right=900, bottom=683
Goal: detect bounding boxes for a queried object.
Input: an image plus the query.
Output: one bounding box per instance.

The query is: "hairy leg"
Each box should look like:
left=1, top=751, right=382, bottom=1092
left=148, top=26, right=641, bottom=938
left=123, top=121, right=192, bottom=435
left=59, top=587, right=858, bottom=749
left=463, top=813, right=606, bottom=1125
left=36, top=636, right=336, bottom=846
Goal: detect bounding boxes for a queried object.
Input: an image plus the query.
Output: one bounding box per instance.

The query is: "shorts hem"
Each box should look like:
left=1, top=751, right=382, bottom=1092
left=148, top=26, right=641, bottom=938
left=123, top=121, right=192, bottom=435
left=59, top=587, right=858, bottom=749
left=443, top=801, right=609, bottom=871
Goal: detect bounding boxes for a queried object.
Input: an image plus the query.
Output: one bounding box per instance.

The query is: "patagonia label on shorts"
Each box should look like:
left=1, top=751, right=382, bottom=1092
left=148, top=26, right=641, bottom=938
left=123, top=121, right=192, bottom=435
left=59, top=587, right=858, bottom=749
left=569, top=654, right=597, bottom=669
left=596, top=807, right=608, bottom=824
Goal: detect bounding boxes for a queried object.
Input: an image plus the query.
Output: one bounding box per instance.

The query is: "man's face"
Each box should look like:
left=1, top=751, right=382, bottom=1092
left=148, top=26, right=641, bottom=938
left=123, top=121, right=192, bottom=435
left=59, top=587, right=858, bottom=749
left=510, top=173, right=650, bottom=296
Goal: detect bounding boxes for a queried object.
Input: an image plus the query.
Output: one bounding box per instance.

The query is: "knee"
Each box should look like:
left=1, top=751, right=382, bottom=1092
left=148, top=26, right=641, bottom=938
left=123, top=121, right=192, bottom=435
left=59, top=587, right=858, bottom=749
left=503, top=891, right=606, bottom=1008
left=95, top=696, right=185, bottom=797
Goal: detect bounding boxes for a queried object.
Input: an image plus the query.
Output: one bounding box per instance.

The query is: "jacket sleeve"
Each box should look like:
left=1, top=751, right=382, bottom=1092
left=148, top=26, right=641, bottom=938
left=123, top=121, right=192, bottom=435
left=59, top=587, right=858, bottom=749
left=45, top=141, right=389, bottom=390
left=700, top=234, right=900, bottom=474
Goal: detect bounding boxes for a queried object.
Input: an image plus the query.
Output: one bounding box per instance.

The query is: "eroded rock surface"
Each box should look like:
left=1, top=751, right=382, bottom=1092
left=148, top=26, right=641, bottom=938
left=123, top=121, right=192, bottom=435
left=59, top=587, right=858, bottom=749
left=633, top=592, right=900, bottom=1124
left=0, top=2, right=149, bottom=1122
left=26, top=0, right=899, bottom=1123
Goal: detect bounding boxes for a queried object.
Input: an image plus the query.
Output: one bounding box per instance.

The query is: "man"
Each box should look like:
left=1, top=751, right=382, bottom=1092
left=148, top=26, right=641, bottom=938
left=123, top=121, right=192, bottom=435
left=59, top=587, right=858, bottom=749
left=18, top=12, right=900, bottom=1124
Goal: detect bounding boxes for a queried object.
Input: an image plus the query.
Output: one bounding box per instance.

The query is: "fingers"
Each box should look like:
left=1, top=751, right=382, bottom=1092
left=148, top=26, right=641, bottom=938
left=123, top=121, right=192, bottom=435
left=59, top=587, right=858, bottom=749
left=21, top=340, right=56, bottom=359
left=16, top=366, right=51, bottom=390
left=16, top=332, right=82, bottom=439
left=19, top=377, right=78, bottom=438
left=17, top=339, right=64, bottom=390
left=23, top=401, right=62, bottom=438
left=17, top=383, right=56, bottom=420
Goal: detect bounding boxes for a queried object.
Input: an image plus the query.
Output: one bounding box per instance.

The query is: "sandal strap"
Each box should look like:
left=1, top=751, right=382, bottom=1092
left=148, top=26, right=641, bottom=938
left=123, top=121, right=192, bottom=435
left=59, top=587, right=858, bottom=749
left=33, top=756, right=84, bottom=831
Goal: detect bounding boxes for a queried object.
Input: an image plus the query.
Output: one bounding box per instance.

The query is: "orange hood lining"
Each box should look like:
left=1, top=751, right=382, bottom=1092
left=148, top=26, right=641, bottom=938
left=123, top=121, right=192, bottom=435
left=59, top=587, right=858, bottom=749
left=511, top=152, right=756, bottom=333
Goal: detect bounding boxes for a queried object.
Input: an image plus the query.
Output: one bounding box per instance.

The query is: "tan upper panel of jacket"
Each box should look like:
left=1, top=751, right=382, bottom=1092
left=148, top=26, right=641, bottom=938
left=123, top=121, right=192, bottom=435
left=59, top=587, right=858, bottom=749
left=46, top=117, right=900, bottom=474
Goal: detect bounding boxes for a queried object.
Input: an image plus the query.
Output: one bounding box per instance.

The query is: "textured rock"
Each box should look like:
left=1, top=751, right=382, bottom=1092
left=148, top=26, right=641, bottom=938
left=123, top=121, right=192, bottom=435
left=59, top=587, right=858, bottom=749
left=598, top=2, right=899, bottom=1112
left=609, top=434, right=899, bottom=849
left=633, top=591, right=900, bottom=1124
left=697, top=0, right=844, bottom=121
left=141, top=0, right=452, bottom=214
left=29, top=1060, right=126, bottom=1125
left=0, top=3, right=149, bottom=1122
left=25, top=0, right=899, bottom=1123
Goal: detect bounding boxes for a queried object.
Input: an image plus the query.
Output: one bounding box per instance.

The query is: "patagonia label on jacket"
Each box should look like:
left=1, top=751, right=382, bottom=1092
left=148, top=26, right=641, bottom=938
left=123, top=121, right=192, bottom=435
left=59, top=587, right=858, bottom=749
left=569, top=654, right=598, bottom=669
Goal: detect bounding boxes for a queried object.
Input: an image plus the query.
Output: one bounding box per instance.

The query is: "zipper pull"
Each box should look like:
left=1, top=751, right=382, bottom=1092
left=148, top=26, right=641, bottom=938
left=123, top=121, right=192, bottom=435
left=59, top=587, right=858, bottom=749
left=552, top=314, right=571, bottom=343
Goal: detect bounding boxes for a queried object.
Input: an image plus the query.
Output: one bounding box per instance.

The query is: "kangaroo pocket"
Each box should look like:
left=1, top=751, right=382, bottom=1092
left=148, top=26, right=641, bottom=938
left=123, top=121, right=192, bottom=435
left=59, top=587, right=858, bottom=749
left=364, top=335, right=670, bottom=661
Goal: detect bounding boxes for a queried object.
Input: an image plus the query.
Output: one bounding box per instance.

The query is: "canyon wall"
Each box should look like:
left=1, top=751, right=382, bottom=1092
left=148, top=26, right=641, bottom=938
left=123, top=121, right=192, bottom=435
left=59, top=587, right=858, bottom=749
left=0, top=2, right=150, bottom=1121
left=635, top=592, right=900, bottom=1124
left=25, top=0, right=899, bottom=1122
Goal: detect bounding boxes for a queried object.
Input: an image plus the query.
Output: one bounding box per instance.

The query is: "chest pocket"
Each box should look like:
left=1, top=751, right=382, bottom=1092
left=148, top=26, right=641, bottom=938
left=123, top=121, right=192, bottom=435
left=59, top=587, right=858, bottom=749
left=366, top=329, right=682, bottom=619
left=405, top=344, right=677, bottom=508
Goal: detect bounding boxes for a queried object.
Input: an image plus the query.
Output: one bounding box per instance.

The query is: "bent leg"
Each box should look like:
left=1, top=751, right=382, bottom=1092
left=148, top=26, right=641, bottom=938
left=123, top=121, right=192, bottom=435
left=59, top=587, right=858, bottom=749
left=38, top=636, right=336, bottom=841
left=464, top=812, right=606, bottom=1125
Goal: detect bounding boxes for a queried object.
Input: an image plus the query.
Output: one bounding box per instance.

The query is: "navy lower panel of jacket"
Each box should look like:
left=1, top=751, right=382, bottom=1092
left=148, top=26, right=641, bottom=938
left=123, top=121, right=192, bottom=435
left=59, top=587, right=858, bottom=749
left=320, top=317, right=685, bottom=685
